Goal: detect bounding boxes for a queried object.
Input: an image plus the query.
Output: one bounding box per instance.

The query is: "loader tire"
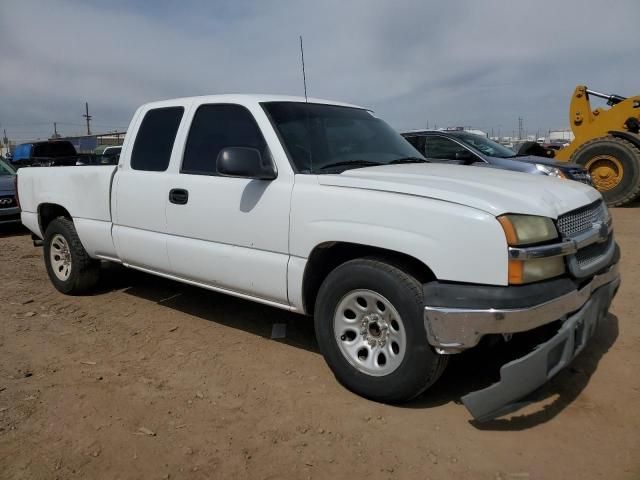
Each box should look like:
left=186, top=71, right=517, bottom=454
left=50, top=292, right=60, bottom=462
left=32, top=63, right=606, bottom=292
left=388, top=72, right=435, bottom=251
left=572, top=135, right=640, bottom=207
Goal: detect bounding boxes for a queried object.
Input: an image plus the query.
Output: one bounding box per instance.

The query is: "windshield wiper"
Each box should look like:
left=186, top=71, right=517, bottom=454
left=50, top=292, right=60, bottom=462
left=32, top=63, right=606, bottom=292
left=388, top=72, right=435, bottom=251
left=318, top=160, right=383, bottom=170
left=389, top=157, right=429, bottom=164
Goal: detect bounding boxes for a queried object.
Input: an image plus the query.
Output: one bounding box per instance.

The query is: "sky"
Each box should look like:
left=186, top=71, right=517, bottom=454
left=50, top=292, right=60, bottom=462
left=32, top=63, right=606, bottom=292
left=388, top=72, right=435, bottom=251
left=1, top=0, right=639, bottom=141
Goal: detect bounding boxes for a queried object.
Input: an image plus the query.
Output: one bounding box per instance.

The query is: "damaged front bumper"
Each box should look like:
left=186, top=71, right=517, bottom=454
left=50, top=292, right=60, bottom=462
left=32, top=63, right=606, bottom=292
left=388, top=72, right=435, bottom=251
left=423, top=262, right=620, bottom=421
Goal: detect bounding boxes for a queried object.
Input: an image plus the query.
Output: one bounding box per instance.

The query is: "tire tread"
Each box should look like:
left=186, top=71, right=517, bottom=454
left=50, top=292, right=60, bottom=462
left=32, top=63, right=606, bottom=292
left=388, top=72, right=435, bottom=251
left=44, top=217, right=100, bottom=294
left=314, top=256, right=448, bottom=403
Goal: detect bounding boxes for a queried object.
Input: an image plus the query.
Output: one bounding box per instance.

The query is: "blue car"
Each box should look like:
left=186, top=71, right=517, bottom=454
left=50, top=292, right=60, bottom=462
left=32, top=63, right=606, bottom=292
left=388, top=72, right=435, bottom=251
left=11, top=141, right=80, bottom=168
left=402, top=130, right=592, bottom=185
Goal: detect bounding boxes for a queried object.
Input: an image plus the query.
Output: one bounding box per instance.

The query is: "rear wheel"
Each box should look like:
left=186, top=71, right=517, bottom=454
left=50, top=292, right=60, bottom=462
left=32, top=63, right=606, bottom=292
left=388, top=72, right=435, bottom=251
left=314, top=258, right=447, bottom=403
left=43, top=217, right=100, bottom=294
left=572, top=135, right=640, bottom=206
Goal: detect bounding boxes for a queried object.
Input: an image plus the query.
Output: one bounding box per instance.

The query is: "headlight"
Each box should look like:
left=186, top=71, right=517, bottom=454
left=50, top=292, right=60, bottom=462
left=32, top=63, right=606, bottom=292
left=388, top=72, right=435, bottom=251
left=498, top=214, right=564, bottom=284
left=497, top=214, right=558, bottom=245
left=535, top=164, right=566, bottom=179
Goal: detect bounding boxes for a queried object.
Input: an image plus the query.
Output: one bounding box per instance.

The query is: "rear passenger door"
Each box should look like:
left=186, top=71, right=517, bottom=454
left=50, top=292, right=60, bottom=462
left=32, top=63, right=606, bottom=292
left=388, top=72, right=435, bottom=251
left=164, top=103, right=293, bottom=305
left=112, top=106, right=184, bottom=272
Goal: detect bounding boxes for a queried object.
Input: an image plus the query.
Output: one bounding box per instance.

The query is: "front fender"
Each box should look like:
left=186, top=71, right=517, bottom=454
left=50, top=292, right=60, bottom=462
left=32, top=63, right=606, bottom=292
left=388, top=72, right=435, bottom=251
left=290, top=180, right=509, bottom=286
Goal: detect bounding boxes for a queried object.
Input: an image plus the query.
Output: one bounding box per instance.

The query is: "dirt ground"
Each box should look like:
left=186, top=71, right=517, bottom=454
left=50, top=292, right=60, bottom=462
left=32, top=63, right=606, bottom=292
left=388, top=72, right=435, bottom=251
left=0, top=209, right=638, bottom=480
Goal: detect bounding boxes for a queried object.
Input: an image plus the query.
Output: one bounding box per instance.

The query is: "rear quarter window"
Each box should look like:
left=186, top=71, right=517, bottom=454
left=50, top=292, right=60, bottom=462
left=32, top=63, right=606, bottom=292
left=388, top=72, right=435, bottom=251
left=131, top=107, right=184, bottom=171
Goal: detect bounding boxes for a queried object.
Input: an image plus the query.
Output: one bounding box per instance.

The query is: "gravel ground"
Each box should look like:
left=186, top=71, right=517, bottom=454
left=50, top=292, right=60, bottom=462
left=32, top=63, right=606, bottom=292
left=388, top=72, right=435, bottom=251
left=0, top=209, right=638, bottom=480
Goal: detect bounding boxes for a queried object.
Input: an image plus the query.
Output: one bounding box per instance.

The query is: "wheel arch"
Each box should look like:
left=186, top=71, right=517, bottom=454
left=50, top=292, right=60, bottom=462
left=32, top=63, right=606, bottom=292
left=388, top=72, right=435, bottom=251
left=38, top=203, right=72, bottom=236
left=301, top=241, right=436, bottom=315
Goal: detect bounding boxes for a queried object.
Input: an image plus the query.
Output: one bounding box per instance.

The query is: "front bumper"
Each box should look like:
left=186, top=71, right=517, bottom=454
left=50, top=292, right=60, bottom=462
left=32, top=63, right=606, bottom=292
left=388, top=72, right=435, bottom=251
left=424, top=262, right=619, bottom=353
left=462, top=274, right=619, bottom=421
left=422, top=263, right=620, bottom=421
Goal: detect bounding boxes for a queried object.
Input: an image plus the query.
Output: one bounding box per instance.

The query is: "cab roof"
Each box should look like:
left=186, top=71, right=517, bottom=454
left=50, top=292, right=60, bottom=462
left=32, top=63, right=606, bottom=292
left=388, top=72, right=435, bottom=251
left=140, top=94, right=364, bottom=110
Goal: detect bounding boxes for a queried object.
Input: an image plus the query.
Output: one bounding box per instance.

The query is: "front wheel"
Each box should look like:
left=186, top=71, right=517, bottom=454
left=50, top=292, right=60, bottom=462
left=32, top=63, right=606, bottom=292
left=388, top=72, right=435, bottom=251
left=43, top=217, right=100, bottom=295
left=314, top=258, right=447, bottom=403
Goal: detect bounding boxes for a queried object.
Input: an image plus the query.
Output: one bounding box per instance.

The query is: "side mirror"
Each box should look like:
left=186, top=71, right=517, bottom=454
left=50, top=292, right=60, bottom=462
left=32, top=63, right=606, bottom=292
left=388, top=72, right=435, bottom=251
left=217, top=147, right=277, bottom=180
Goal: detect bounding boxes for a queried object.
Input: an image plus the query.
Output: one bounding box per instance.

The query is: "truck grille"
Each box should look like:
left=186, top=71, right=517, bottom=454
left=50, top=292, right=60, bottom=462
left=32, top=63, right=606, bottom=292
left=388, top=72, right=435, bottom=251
left=0, top=195, right=16, bottom=209
left=558, top=200, right=614, bottom=278
left=576, top=238, right=613, bottom=269
left=557, top=200, right=606, bottom=238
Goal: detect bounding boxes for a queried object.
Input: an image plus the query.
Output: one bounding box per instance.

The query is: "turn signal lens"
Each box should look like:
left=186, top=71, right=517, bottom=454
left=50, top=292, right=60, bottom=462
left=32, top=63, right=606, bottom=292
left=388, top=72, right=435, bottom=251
left=508, top=257, right=565, bottom=284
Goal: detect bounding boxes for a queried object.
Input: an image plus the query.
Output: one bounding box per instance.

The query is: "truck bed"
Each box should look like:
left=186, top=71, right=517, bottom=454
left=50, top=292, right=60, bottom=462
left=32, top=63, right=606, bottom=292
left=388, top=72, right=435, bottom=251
left=18, top=165, right=118, bottom=258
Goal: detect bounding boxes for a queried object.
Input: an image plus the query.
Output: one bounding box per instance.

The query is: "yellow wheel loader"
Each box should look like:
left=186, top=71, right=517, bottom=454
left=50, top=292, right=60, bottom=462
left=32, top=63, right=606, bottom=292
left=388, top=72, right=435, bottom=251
left=553, top=85, right=640, bottom=206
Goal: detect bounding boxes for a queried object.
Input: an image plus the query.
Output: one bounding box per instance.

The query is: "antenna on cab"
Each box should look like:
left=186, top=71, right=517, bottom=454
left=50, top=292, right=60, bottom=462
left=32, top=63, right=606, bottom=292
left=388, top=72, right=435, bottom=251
left=299, top=35, right=308, bottom=102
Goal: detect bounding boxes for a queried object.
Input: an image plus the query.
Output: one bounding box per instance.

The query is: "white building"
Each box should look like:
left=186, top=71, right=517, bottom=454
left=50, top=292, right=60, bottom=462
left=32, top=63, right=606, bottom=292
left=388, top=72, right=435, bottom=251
left=548, top=130, right=574, bottom=142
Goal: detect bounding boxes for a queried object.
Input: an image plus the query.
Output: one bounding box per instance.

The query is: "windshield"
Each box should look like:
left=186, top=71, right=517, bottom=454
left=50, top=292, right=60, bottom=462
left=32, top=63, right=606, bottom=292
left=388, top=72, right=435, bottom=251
left=456, top=133, right=516, bottom=158
left=262, top=102, right=424, bottom=173
left=0, top=158, right=16, bottom=175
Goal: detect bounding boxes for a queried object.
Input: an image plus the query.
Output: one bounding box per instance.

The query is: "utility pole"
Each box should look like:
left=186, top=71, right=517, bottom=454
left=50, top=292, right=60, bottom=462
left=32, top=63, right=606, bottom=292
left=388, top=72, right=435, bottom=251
left=82, top=102, right=92, bottom=136
left=53, top=122, right=60, bottom=139
left=518, top=117, right=524, bottom=140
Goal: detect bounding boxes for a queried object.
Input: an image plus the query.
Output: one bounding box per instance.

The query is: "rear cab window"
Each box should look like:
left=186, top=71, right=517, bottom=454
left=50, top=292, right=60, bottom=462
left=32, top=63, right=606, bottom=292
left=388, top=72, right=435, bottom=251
left=131, top=107, right=184, bottom=171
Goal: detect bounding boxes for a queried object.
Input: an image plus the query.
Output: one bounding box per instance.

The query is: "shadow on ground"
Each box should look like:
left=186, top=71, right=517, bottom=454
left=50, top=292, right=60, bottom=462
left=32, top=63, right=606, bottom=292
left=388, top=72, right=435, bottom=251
left=98, top=262, right=318, bottom=353
left=96, top=261, right=619, bottom=430
left=0, top=223, right=29, bottom=238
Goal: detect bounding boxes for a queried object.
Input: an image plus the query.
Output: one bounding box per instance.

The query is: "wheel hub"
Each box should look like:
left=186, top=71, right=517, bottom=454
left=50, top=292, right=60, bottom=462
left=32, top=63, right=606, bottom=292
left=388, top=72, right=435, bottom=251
left=333, top=289, right=406, bottom=377
left=585, top=154, right=623, bottom=191
left=360, top=313, right=389, bottom=347
left=50, top=234, right=72, bottom=281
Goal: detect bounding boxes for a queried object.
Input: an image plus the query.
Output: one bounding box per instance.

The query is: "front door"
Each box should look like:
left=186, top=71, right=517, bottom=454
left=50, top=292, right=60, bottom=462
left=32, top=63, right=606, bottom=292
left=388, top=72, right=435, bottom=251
left=164, top=103, right=292, bottom=305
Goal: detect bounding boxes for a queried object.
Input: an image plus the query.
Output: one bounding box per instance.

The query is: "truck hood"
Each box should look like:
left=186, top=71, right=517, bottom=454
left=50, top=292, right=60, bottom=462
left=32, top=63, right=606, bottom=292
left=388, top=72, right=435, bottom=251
left=317, top=163, right=601, bottom=218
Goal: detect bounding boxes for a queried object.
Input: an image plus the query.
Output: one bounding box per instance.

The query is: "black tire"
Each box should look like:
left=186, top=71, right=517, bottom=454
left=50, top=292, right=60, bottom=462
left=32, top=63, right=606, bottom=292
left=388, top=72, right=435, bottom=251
left=43, top=217, right=100, bottom=295
left=314, top=258, right=447, bottom=403
left=571, top=135, right=640, bottom=207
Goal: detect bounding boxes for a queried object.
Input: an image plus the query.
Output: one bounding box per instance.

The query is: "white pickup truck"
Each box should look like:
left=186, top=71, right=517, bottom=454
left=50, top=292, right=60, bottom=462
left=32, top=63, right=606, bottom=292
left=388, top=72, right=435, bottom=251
left=17, top=94, right=620, bottom=420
